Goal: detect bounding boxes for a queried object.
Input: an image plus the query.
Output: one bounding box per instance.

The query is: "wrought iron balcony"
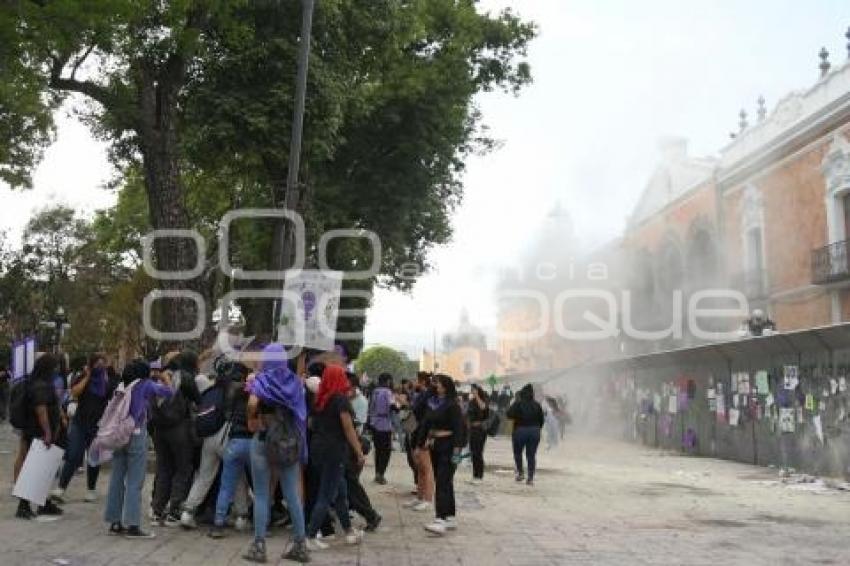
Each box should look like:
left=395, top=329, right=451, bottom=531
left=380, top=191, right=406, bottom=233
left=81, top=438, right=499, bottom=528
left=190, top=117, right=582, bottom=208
left=812, top=240, right=850, bottom=285
left=730, top=268, right=769, bottom=300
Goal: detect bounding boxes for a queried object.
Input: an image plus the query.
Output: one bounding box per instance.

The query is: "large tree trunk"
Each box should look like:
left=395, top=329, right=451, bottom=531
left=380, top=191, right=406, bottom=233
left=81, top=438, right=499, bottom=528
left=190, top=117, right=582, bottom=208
left=137, top=65, right=202, bottom=349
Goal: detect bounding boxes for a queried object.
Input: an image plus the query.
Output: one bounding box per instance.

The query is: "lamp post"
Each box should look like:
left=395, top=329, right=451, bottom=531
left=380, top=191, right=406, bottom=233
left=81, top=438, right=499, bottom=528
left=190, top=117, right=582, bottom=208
left=41, top=306, right=70, bottom=354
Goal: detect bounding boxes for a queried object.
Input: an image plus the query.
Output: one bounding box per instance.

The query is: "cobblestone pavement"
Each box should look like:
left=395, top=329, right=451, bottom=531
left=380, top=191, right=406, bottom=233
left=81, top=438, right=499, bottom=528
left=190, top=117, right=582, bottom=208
left=2, top=421, right=850, bottom=565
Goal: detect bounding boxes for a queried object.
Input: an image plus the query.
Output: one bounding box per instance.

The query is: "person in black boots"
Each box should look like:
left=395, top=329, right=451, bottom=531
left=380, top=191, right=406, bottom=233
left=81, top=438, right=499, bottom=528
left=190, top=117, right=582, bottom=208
left=13, top=354, right=64, bottom=519
left=420, top=374, right=463, bottom=536
left=345, top=372, right=382, bottom=532
left=466, top=384, right=490, bottom=485
left=507, top=384, right=544, bottom=486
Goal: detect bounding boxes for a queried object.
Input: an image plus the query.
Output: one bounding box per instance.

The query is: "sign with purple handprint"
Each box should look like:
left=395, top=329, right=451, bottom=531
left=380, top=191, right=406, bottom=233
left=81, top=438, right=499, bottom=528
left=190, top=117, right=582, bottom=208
left=278, top=270, right=343, bottom=350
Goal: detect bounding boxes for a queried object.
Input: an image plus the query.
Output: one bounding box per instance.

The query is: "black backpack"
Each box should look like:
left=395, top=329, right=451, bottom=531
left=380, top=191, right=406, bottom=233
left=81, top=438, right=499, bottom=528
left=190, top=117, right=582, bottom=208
left=9, top=379, right=28, bottom=430
left=195, top=383, right=226, bottom=438
left=265, top=406, right=301, bottom=467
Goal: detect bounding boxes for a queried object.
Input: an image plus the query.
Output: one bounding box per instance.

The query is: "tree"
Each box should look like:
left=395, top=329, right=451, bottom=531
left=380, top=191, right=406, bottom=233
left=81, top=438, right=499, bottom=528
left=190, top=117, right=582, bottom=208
left=355, top=345, right=414, bottom=381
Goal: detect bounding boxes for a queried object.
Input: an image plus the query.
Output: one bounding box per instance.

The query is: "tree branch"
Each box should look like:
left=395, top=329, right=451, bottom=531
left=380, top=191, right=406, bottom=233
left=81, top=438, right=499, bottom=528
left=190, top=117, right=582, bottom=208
left=48, top=53, right=113, bottom=109
left=70, top=44, right=96, bottom=80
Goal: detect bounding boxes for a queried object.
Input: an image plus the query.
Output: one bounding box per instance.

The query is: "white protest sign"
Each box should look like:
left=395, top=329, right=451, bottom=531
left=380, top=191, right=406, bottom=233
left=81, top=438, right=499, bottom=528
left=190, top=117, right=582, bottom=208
left=13, top=439, right=65, bottom=506
left=278, top=270, right=343, bottom=351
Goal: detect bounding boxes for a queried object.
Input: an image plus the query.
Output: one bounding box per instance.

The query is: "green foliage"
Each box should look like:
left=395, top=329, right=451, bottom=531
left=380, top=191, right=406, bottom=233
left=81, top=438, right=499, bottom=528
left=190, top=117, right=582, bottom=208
left=355, top=345, right=414, bottom=381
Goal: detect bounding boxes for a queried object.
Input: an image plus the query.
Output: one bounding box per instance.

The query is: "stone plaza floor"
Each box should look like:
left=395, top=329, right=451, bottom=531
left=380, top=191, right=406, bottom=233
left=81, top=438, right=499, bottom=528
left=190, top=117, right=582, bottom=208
left=2, top=421, right=850, bottom=565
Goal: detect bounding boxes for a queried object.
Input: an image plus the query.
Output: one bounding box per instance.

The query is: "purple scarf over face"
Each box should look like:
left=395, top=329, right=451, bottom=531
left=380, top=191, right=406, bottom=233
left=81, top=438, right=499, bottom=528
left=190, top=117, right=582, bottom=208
left=89, top=367, right=108, bottom=398
left=248, top=344, right=308, bottom=464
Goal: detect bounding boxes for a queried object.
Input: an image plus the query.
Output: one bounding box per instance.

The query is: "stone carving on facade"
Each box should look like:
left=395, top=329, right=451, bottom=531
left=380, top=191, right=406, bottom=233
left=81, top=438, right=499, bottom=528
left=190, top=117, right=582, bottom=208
left=822, top=132, right=850, bottom=197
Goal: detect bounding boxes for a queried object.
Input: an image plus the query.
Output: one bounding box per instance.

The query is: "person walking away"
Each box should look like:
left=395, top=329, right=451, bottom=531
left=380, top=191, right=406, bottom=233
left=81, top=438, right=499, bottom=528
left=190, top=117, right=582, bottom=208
left=181, top=356, right=251, bottom=529
left=420, top=374, right=464, bottom=535
left=305, top=364, right=366, bottom=551
left=507, top=385, right=544, bottom=486
left=543, top=397, right=560, bottom=451
left=53, top=354, right=119, bottom=503
left=467, top=385, right=490, bottom=484
left=150, top=351, right=201, bottom=526
left=344, top=372, right=382, bottom=531
left=241, top=344, right=310, bottom=563
left=12, top=354, right=64, bottom=519
left=404, top=372, right=435, bottom=512
left=368, top=373, right=394, bottom=485
left=103, top=359, right=173, bottom=538
left=0, top=363, right=10, bottom=422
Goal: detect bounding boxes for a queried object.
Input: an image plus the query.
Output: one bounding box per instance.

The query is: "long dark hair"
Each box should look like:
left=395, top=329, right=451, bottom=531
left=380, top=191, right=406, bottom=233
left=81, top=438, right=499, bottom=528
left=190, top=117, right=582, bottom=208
left=434, top=374, right=457, bottom=399
left=122, top=359, right=151, bottom=386
left=471, top=383, right=489, bottom=403
left=30, top=354, right=58, bottom=382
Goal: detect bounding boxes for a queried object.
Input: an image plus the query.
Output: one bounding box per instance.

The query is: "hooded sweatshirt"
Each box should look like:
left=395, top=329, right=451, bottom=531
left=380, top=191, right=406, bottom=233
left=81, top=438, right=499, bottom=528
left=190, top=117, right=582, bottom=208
left=506, top=385, right=544, bottom=429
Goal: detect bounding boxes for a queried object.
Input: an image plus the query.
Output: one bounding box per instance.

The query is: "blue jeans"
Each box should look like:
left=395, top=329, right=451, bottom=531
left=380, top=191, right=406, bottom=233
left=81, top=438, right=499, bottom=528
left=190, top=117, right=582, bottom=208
left=214, top=437, right=252, bottom=526
left=104, top=430, right=147, bottom=527
left=250, top=434, right=305, bottom=543
left=512, top=426, right=541, bottom=480
left=59, top=419, right=100, bottom=490
left=306, top=456, right=350, bottom=538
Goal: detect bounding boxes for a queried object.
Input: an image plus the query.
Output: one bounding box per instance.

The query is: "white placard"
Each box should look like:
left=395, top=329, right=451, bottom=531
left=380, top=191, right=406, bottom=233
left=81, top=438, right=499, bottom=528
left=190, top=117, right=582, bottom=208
left=13, top=439, right=65, bottom=506
left=13, top=343, right=25, bottom=380
left=25, top=338, right=35, bottom=374
left=278, top=270, right=343, bottom=351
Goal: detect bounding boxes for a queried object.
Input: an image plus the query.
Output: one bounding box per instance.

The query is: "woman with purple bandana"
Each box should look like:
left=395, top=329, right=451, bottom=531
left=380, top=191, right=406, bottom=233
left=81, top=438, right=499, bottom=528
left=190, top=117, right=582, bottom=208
left=240, top=343, right=310, bottom=563
left=53, top=354, right=119, bottom=503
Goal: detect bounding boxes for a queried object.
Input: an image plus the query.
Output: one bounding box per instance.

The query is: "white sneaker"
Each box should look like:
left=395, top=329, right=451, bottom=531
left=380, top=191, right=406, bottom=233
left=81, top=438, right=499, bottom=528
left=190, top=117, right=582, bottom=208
left=402, top=499, right=420, bottom=509
left=306, top=537, right=329, bottom=551
left=345, top=529, right=363, bottom=545
left=444, top=517, right=457, bottom=530
left=424, top=519, right=446, bottom=535
left=467, top=478, right=483, bottom=486
left=234, top=516, right=249, bottom=531
left=180, top=511, right=197, bottom=529
left=84, top=490, right=97, bottom=503
left=412, top=501, right=431, bottom=512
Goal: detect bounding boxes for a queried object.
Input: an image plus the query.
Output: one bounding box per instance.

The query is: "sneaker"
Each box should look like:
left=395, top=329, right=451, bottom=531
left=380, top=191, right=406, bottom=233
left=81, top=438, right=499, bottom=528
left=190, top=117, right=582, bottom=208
left=283, top=540, right=310, bottom=563
left=242, top=539, right=267, bottom=563
left=318, top=531, right=335, bottom=541
left=15, top=501, right=36, bottom=520
left=412, top=501, right=431, bottom=512
left=124, top=526, right=156, bottom=539
left=207, top=524, right=226, bottom=539
left=443, top=517, right=457, bottom=530
left=163, top=513, right=181, bottom=527
left=180, top=510, right=197, bottom=529
left=108, top=522, right=126, bottom=536
left=84, top=490, right=98, bottom=503
left=235, top=515, right=250, bottom=531
left=365, top=514, right=382, bottom=533
left=38, top=499, right=63, bottom=516
left=151, top=512, right=166, bottom=526
left=424, top=519, right=447, bottom=535
left=526, top=478, right=534, bottom=487
left=402, top=499, right=420, bottom=509
left=148, top=507, right=157, bottom=521
left=515, top=472, right=525, bottom=482
left=305, top=537, right=329, bottom=551
left=345, top=529, right=363, bottom=545
left=50, top=488, right=65, bottom=503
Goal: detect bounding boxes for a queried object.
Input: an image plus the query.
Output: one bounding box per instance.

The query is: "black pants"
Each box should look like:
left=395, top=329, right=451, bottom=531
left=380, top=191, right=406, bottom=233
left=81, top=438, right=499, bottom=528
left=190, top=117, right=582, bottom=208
left=346, top=460, right=379, bottom=523
left=430, top=440, right=456, bottom=520
left=512, top=426, right=541, bottom=480
left=152, top=423, right=195, bottom=517
left=469, top=427, right=487, bottom=479
left=404, top=435, right=417, bottom=485
left=373, top=430, right=392, bottom=477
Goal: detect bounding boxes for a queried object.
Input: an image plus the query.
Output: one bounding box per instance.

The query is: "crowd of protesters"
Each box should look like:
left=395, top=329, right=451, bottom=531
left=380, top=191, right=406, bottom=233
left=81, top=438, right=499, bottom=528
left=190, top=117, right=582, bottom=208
left=5, top=342, right=565, bottom=563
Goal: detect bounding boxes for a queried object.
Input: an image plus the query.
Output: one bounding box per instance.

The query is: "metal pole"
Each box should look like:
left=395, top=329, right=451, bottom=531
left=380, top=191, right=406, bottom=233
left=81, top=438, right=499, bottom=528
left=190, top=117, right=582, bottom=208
left=273, top=0, right=315, bottom=336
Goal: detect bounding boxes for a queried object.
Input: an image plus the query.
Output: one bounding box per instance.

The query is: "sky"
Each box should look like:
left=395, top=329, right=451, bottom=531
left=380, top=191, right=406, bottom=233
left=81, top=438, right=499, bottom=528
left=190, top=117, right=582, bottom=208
left=2, top=0, right=849, bottom=359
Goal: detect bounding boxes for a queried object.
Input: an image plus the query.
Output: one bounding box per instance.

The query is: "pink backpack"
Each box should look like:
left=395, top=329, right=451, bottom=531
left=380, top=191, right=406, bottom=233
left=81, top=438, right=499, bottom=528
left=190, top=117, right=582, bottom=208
left=88, top=379, right=138, bottom=466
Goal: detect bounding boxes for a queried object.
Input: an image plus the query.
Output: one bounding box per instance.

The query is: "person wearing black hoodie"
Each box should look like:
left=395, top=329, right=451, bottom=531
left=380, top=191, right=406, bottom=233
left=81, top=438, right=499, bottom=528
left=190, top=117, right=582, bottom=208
left=506, top=384, right=544, bottom=486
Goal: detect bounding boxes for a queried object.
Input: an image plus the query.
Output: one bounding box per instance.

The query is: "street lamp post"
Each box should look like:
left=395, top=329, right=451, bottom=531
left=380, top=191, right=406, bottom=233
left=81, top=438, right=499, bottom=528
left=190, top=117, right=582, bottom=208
left=41, top=306, right=70, bottom=354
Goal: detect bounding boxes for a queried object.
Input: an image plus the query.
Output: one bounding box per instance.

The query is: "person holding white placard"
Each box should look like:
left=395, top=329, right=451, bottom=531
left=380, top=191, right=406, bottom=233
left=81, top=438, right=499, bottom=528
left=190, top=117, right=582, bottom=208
left=13, top=354, right=64, bottom=519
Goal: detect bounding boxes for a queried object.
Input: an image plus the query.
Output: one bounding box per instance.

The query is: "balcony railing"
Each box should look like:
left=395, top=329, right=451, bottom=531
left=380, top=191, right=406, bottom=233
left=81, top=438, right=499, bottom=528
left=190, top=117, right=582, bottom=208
left=730, top=268, right=768, bottom=300
left=812, top=240, right=850, bottom=285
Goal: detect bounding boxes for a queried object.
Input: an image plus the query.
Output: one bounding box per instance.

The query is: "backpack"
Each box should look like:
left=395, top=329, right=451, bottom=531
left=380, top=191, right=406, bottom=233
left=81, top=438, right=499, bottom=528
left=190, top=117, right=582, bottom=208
left=486, top=412, right=501, bottom=437
left=88, top=380, right=138, bottom=466
left=195, top=383, right=226, bottom=438
left=9, top=379, right=28, bottom=430
left=265, top=406, right=301, bottom=468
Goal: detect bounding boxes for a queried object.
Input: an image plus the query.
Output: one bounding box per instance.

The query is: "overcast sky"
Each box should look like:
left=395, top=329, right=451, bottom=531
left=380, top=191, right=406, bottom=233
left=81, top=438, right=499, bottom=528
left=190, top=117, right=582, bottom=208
left=2, top=0, right=848, bottom=359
